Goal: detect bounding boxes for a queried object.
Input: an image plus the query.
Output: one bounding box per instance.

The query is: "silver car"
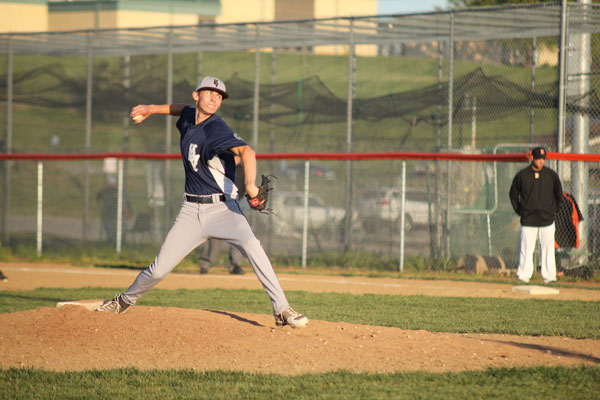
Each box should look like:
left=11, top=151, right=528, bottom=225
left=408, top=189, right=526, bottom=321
left=268, top=190, right=346, bottom=234
left=356, top=186, right=431, bottom=232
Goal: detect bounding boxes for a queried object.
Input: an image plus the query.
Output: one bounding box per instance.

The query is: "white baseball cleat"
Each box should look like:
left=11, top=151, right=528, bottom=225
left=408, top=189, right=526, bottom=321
left=275, top=307, right=308, bottom=328
left=95, top=294, right=131, bottom=314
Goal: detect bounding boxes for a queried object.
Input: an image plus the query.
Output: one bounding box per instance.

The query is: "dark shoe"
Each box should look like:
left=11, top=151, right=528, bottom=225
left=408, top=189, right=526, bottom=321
left=199, top=266, right=209, bottom=274
left=229, top=265, right=245, bottom=275
left=0, top=270, right=7, bottom=282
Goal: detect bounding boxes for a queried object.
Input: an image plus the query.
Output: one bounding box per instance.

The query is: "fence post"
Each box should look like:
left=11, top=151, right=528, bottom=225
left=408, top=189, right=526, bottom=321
left=344, top=19, right=356, bottom=253
left=399, top=161, right=406, bottom=272
left=253, top=24, right=261, bottom=150
left=270, top=50, right=276, bottom=154
left=432, top=41, right=444, bottom=260
left=36, top=162, right=43, bottom=257
left=302, top=161, right=310, bottom=269
left=116, top=158, right=124, bottom=254
left=248, top=25, right=262, bottom=230
left=164, top=28, right=173, bottom=234
left=445, top=13, right=455, bottom=258
left=447, top=13, right=454, bottom=150
left=83, top=32, right=94, bottom=243
left=122, top=55, right=131, bottom=245
left=530, top=36, right=537, bottom=143
left=267, top=50, right=277, bottom=252
left=2, top=37, right=13, bottom=244
left=557, top=0, right=568, bottom=157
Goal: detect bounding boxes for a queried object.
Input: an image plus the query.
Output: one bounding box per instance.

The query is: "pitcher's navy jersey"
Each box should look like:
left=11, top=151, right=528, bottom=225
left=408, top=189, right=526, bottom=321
left=176, top=107, right=246, bottom=196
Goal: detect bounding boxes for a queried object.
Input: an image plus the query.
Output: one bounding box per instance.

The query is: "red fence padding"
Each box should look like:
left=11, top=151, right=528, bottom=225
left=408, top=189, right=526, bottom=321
left=0, top=151, right=599, bottom=162
left=0, top=152, right=180, bottom=161
left=256, top=152, right=530, bottom=162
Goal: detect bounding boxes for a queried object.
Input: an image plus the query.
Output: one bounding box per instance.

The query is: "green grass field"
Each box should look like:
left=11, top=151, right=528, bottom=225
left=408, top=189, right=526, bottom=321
left=1, top=286, right=599, bottom=399
left=2, top=366, right=599, bottom=400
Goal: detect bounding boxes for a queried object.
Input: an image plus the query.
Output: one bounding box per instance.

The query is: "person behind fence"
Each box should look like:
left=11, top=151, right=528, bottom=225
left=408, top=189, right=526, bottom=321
left=509, top=146, right=563, bottom=284
left=97, top=176, right=131, bottom=244
left=95, top=76, right=308, bottom=328
left=198, top=239, right=245, bottom=275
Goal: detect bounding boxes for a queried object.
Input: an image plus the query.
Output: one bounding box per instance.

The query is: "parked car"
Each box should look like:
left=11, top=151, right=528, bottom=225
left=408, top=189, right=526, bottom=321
left=268, top=190, right=346, bottom=233
left=278, top=162, right=336, bottom=181
left=356, top=186, right=431, bottom=232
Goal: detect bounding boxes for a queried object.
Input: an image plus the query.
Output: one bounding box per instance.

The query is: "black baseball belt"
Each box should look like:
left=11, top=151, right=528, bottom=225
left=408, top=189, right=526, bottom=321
left=185, top=194, right=226, bottom=204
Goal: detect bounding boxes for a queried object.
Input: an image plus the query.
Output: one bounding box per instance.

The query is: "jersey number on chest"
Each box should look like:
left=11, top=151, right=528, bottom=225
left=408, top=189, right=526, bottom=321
left=188, top=144, right=201, bottom=172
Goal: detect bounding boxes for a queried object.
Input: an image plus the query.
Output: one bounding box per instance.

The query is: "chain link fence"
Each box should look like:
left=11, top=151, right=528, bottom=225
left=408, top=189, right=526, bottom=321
left=1, top=3, right=599, bottom=273
left=0, top=155, right=596, bottom=273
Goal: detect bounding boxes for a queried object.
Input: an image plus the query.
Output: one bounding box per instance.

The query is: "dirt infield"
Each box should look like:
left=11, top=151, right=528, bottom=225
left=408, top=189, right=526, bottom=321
left=0, top=262, right=599, bottom=375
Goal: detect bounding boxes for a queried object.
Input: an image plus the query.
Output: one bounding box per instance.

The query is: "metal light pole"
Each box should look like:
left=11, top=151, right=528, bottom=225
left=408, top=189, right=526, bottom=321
left=568, top=0, right=591, bottom=256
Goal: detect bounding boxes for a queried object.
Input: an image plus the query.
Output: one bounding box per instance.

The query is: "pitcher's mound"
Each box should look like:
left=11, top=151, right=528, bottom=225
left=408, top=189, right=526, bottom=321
left=2, top=305, right=599, bottom=374
left=512, top=285, right=560, bottom=295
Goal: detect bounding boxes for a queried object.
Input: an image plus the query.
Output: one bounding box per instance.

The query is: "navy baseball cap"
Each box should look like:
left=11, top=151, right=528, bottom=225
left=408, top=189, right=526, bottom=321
left=531, top=147, right=547, bottom=160
left=195, top=76, right=228, bottom=99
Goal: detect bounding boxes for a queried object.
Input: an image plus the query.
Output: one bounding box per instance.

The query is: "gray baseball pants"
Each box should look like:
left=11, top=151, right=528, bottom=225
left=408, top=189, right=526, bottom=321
left=121, top=198, right=290, bottom=315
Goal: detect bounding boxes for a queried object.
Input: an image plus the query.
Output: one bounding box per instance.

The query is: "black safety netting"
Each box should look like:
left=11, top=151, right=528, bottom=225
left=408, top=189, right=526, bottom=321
left=2, top=64, right=598, bottom=131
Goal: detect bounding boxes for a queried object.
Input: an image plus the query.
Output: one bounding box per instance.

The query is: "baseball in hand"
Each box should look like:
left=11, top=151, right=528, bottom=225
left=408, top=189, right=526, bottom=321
left=132, top=115, right=143, bottom=123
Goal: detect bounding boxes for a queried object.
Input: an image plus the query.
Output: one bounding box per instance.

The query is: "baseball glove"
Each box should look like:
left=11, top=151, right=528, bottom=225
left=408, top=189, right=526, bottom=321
left=246, top=174, right=275, bottom=214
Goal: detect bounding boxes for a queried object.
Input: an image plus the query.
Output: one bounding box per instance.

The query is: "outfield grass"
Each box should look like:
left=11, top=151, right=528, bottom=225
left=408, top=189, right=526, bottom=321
left=1, top=366, right=599, bottom=400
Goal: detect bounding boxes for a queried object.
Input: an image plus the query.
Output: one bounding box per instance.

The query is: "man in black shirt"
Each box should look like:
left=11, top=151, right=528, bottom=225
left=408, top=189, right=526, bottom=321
left=509, top=147, right=563, bottom=284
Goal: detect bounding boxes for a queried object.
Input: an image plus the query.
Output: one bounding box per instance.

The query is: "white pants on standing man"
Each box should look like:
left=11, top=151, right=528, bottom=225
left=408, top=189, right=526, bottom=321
left=517, top=223, right=556, bottom=283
